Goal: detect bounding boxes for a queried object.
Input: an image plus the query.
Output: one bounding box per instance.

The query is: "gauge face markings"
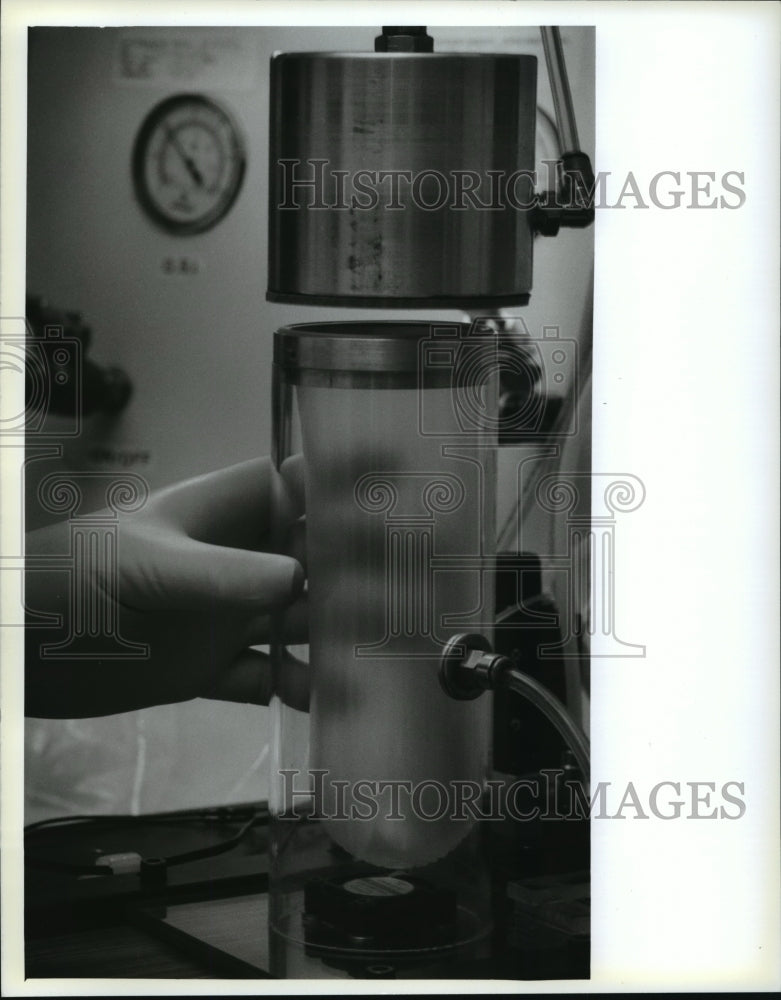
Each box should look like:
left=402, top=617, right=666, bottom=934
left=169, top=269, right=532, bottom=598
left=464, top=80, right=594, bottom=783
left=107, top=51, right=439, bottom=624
left=133, top=94, right=246, bottom=234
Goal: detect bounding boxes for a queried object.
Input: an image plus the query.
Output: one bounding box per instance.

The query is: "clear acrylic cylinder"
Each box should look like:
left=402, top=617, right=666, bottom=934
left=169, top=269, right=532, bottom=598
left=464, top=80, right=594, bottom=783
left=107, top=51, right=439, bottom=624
left=268, top=321, right=500, bottom=978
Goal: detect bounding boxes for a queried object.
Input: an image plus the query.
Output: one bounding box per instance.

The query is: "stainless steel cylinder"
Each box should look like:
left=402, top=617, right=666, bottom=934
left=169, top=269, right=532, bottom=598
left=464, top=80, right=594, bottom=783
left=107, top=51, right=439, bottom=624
left=268, top=52, right=538, bottom=307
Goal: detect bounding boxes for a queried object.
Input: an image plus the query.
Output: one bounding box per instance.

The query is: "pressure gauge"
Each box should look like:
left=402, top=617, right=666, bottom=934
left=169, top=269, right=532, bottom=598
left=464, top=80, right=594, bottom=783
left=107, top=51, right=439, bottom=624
left=132, top=94, right=246, bottom=235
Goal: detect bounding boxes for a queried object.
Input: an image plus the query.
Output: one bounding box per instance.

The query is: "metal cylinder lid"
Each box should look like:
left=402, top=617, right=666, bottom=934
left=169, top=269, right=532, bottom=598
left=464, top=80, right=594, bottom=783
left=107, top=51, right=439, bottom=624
left=267, top=42, right=537, bottom=308
left=274, top=321, right=501, bottom=388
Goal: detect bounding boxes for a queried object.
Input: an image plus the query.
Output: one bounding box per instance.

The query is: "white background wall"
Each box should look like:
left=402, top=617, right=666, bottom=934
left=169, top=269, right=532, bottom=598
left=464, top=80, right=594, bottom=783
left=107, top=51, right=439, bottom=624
left=25, top=25, right=594, bottom=820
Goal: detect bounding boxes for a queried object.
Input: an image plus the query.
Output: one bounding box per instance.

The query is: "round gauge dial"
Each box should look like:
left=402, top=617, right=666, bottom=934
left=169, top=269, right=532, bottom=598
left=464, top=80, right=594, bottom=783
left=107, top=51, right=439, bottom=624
left=132, top=94, right=246, bottom=235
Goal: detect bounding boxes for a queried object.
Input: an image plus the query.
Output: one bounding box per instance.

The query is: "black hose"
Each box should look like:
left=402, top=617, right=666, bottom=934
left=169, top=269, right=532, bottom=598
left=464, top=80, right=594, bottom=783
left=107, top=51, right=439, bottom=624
left=498, top=665, right=590, bottom=787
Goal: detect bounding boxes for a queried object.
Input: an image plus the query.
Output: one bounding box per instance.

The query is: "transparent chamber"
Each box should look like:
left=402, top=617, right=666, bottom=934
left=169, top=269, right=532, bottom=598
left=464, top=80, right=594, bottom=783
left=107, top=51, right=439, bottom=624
left=268, top=321, right=501, bottom=978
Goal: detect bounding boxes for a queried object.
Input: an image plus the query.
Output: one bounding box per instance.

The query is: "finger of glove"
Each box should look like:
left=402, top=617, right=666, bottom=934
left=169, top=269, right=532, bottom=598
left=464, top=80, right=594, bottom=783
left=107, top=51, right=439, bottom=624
left=118, top=527, right=304, bottom=614
left=243, top=594, right=309, bottom=647
left=209, top=647, right=273, bottom=705
left=148, top=458, right=279, bottom=549
left=285, top=518, right=307, bottom=574
left=210, top=647, right=309, bottom=711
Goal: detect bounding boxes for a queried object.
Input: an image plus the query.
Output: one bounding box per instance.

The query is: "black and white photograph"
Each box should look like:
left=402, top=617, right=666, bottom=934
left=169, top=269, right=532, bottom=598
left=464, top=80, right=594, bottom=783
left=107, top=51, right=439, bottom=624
left=1, top=0, right=778, bottom=993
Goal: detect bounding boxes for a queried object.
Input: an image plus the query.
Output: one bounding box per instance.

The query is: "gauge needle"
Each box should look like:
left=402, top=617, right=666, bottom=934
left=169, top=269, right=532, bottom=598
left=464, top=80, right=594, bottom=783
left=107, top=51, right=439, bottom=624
left=164, top=125, right=204, bottom=187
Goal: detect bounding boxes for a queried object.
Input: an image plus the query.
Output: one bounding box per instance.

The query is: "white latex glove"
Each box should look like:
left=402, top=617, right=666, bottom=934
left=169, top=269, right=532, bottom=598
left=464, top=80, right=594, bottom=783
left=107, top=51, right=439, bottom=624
left=25, top=458, right=306, bottom=718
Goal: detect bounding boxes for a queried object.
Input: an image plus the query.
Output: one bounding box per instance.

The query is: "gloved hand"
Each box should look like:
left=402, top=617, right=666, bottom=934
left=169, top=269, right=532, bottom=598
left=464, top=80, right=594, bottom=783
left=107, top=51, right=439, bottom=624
left=25, top=458, right=307, bottom=718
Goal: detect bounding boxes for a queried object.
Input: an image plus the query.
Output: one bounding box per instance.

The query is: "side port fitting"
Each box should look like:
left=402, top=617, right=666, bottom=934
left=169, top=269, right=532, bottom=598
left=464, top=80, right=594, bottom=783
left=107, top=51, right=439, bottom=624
left=438, top=633, right=512, bottom=701
left=439, top=631, right=591, bottom=788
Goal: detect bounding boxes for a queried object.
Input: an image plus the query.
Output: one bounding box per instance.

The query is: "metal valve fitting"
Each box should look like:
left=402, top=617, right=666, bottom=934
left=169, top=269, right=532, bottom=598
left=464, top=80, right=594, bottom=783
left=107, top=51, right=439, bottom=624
left=438, top=633, right=512, bottom=701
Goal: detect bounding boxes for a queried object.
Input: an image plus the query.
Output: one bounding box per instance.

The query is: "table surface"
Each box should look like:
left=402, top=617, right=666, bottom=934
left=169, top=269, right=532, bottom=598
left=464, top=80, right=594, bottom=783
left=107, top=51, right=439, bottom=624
left=26, top=923, right=217, bottom=979
left=23, top=806, right=589, bottom=982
